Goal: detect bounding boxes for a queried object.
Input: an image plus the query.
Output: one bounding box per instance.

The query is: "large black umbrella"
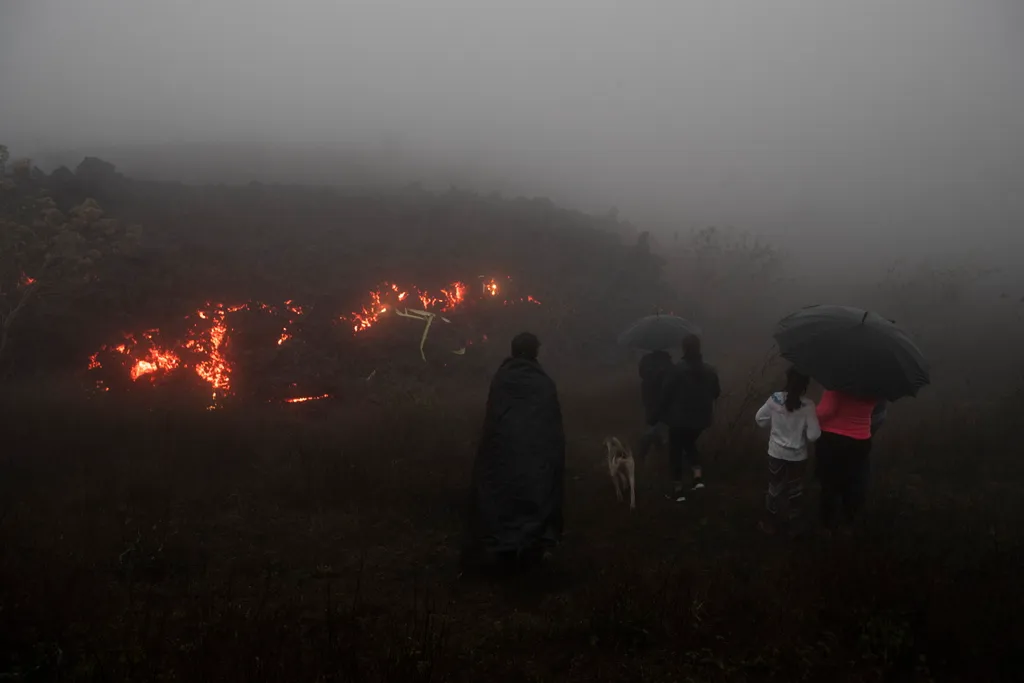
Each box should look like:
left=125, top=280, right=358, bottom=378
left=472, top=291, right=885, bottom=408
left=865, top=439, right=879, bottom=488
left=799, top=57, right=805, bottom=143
left=618, top=314, right=701, bottom=351
left=773, top=305, right=929, bottom=401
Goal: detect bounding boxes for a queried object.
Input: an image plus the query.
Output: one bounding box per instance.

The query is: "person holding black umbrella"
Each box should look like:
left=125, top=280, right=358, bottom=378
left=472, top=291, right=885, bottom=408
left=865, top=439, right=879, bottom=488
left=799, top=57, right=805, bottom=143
left=654, top=334, right=720, bottom=501
left=772, top=305, right=930, bottom=535
left=814, top=388, right=878, bottom=532
left=815, top=396, right=888, bottom=532
left=617, top=313, right=703, bottom=464
left=636, top=348, right=673, bottom=461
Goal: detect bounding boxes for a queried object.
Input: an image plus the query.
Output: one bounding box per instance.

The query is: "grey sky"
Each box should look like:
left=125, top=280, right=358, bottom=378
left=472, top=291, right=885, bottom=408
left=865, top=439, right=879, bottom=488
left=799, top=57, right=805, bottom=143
left=1, top=0, right=1022, bottom=261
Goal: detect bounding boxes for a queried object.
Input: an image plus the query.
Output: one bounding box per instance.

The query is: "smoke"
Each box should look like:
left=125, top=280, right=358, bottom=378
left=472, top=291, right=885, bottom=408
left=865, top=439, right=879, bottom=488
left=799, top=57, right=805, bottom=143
left=1, top=0, right=1022, bottom=262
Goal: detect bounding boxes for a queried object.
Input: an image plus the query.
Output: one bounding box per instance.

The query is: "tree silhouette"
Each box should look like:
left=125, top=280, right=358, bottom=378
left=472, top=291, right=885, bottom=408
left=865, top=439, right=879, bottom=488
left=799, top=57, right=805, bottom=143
left=0, top=168, right=138, bottom=370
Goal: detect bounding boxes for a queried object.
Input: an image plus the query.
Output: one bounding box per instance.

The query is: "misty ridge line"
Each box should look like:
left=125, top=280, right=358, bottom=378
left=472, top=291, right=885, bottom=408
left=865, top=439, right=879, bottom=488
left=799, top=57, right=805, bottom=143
left=6, top=140, right=1021, bottom=302
left=13, top=141, right=1019, bottom=293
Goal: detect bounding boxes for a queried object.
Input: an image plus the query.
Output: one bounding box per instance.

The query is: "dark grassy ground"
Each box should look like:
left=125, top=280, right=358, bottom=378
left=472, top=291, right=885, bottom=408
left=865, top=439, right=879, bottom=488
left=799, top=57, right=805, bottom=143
left=2, top=370, right=1022, bottom=683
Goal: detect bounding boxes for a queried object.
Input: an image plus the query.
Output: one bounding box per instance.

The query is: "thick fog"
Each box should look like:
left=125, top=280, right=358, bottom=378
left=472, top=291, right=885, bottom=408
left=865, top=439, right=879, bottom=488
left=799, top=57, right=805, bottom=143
left=1, top=0, right=1022, bottom=264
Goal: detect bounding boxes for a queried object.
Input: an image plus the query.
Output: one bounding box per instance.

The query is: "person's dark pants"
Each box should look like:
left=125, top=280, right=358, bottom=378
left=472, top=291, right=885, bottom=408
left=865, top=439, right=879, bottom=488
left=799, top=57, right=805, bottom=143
left=815, top=431, right=872, bottom=529
left=668, top=426, right=703, bottom=484
left=637, top=423, right=667, bottom=461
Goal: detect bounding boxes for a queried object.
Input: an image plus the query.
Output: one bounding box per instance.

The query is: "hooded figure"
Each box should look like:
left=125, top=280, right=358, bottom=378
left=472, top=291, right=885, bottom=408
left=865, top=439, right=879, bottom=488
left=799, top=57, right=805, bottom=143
left=464, top=332, right=566, bottom=571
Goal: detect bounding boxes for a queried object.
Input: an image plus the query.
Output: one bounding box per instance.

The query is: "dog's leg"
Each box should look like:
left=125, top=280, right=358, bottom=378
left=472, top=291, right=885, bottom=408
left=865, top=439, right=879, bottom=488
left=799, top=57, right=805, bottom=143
left=605, top=446, right=622, bottom=502
left=626, top=459, right=636, bottom=510
left=610, top=457, right=625, bottom=502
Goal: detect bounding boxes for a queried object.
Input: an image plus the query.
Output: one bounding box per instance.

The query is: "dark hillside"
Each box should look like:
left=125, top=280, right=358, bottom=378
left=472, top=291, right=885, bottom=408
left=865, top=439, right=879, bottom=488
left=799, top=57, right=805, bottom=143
left=5, top=159, right=673, bottom=389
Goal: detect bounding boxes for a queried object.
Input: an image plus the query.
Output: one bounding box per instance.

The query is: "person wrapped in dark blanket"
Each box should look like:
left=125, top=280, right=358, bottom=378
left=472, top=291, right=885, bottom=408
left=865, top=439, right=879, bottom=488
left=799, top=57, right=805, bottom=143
left=463, top=332, right=566, bottom=573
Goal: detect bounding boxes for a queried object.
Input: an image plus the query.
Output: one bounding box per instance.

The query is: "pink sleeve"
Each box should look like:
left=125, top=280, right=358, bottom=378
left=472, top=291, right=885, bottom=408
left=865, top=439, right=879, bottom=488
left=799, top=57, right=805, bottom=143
left=816, top=390, right=837, bottom=421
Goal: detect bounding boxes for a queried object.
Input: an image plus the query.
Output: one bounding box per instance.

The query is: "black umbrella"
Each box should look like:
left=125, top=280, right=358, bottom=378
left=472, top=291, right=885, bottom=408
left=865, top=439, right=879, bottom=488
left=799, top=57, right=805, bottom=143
left=618, top=314, right=701, bottom=351
left=773, top=305, right=929, bottom=401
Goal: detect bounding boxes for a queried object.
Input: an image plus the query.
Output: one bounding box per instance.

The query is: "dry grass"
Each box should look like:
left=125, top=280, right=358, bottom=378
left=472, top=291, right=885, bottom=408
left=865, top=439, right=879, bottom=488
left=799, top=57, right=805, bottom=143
left=1, top=367, right=1022, bottom=682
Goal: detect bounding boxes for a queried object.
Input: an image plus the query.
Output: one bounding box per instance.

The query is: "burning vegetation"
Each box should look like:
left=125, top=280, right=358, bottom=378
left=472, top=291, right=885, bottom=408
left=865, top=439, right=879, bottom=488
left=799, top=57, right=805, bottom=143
left=87, top=275, right=540, bottom=405
left=343, top=276, right=538, bottom=334
left=7, top=158, right=666, bottom=406
left=88, top=300, right=307, bottom=404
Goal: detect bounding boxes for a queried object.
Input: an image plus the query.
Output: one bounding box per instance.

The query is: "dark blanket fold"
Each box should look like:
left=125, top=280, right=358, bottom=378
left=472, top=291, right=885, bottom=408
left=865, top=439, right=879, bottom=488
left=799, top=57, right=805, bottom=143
left=467, top=356, right=566, bottom=558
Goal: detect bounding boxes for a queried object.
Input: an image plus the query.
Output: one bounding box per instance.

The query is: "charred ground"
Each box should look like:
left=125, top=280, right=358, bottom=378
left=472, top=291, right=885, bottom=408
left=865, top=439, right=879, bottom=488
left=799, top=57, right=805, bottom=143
left=1, top=159, right=1023, bottom=682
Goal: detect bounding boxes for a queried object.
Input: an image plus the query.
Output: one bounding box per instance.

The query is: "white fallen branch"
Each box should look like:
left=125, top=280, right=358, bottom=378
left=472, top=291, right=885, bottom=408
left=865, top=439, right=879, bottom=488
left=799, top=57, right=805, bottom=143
left=395, top=308, right=444, bottom=361
left=393, top=307, right=465, bottom=361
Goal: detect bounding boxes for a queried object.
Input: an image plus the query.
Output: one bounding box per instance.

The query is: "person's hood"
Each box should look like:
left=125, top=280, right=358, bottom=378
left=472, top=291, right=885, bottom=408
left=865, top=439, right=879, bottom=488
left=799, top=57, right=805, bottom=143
left=492, top=356, right=553, bottom=403
left=770, top=392, right=806, bottom=411
left=500, top=356, right=541, bottom=371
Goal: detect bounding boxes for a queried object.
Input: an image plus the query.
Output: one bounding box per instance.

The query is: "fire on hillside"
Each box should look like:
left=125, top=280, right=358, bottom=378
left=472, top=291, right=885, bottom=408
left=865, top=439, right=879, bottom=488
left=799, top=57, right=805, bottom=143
left=343, top=276, right=539, bottom=333
left=86, top=275, right=540, bottom=406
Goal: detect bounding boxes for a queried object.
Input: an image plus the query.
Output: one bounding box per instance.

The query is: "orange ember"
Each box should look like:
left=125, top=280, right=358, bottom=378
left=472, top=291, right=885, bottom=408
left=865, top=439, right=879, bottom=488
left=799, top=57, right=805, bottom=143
left=284, top=393, right=330, bottom=404
left=440, top=282, right=467, bottom=311
left=350, top=289, right=388, bottom=332
left=130, top=347, right=181, bottom=380
left=502, top=295, right=542, bottom=306
left=346, top=279, right=488, bottom=333
left=188, top=305, right=231, bottom=398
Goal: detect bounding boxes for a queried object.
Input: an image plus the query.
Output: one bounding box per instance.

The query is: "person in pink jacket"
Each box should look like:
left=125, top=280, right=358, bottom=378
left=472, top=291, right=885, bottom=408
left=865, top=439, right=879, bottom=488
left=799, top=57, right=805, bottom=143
left=814, top=388, right=878, bottom=532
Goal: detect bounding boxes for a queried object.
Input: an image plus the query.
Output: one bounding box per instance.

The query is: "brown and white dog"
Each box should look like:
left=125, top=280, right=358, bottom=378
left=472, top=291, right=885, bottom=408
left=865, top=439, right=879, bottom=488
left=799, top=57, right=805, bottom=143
left=603, top=436, right=636, bottom=510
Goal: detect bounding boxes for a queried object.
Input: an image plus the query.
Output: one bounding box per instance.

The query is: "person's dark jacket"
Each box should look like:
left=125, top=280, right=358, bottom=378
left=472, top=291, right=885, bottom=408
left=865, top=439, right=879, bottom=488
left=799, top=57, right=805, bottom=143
left=655, top=357, right=721, bottom=431
left=638, top=350, right=674, bottom=424
left=467, top=356, right=566, bottom=558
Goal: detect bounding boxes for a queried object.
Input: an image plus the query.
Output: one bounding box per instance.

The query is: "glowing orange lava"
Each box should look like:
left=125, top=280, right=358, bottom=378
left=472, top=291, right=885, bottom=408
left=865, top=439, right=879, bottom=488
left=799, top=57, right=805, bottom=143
left=345, top=278, right=518, bottom=333
left=188, top=305, right=231, bottom=398
left=350, top=289, right=388, bottom=333
left=129, top=347, right=181, bottom=380
left=284, top=394, right=330, bottom=403
left=502, top=295, right=543, bottom=306
left=89, top=274, right=539, bottom=401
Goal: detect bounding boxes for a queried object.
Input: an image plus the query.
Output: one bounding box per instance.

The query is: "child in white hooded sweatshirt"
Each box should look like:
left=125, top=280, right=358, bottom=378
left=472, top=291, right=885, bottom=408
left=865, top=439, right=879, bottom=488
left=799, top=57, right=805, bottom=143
left=755, top=367, right=821, bottom=535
